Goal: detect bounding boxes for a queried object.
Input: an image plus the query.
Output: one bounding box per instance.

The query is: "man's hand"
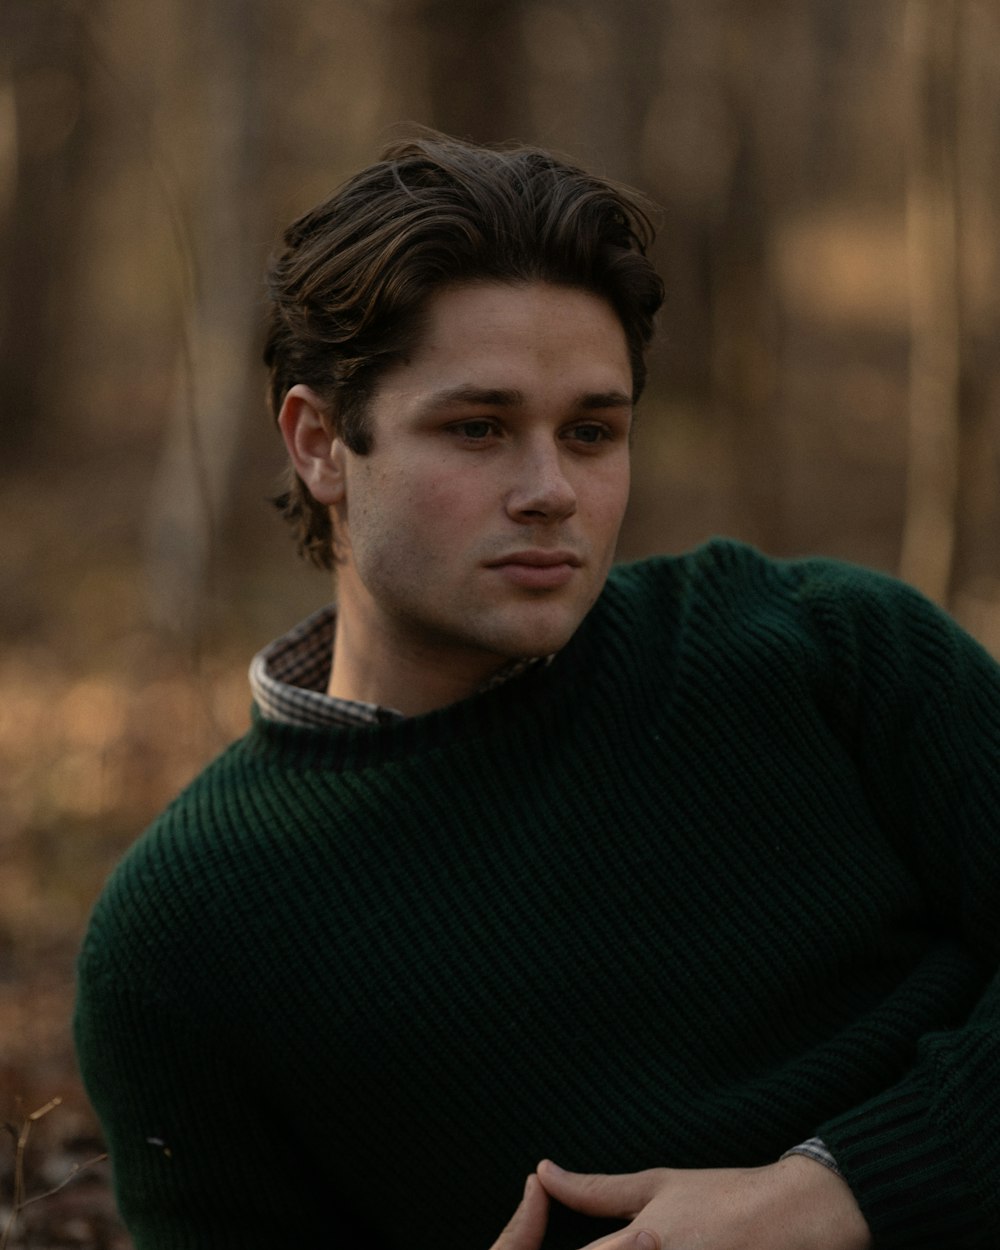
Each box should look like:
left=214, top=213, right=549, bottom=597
left=491, top=1174, right=550, bottom=1250
left=536, top=1155, right=872, bottom=1250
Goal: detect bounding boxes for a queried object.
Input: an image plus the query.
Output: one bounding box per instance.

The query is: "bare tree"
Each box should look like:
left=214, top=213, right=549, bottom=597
left=144, top=0, right=266, bottom=634
left=0, top=0, right=91, bottom=463
left=709, top=5, right=791, bottom=553
left=898, top=0, right=962, bottom=604
left=385, top=0, right=531, bottom=143
left=948, top=1, right=1000, bottom=622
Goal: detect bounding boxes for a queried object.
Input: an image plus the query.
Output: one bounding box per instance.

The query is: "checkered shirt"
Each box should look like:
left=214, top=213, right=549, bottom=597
left=249, top=604, right=545, bottom=729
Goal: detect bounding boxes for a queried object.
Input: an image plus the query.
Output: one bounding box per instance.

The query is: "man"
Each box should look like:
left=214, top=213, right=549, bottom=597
left=76, top=133, right=1000, bottom=1249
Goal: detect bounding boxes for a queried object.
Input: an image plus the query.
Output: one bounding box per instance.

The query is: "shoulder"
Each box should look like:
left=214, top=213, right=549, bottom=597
left=608, top=536, right=900, bottom=599
left=599, top=539, right=838, bottom=651
left=604, top=537, right=816, bottom=609
left=600, top=538, right=999, bottom=700
left=606, top=536, right=966, bottom=636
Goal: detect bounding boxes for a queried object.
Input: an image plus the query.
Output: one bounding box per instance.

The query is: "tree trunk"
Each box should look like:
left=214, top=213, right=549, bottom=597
left=898, top=0, right=962, bottom=604
left=0, top=0, right=91, bottom=464
left=144, top=0, right=265, bottom=634
left=387, top=0, right=530, bottom=144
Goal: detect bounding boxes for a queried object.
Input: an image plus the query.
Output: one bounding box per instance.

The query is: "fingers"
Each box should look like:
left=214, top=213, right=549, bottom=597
left=491, top=1174, right=550, bottom=1250
left=536, top=1160, right=660, bottom=1220
left=580, top=1229, right=660, bottom=1250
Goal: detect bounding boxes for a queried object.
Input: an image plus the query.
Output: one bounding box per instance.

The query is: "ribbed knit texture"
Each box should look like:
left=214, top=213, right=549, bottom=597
left=75, top=540, right=1000, bottom=1249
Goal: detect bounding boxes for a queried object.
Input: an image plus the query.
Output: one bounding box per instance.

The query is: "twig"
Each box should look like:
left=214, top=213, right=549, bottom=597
left=18, top=1153, right=109, bottom=1209
left=1, top=1097, right=63, bottom=1250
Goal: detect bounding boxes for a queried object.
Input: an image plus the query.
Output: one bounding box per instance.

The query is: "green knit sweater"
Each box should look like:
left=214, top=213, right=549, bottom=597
left=75, top=540, right=1000, bottom=1249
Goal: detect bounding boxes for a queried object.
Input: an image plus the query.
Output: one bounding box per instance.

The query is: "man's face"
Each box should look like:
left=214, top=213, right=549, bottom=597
left=332, top=280, right=634, bottom=695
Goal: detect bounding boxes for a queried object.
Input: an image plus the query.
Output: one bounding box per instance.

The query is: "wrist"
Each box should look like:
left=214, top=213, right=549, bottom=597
left=771, top=1156, right=871, bottom=1250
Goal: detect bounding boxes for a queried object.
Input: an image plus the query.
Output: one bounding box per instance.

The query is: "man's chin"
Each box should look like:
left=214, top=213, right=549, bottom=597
left=478, top=604, right=592, bottom=661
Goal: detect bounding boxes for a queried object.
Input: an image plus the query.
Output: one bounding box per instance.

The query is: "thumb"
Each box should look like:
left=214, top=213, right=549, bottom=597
left=491, top=1174, right=550, bottom=1250
left=536, top=1160, right=661, bottom=1219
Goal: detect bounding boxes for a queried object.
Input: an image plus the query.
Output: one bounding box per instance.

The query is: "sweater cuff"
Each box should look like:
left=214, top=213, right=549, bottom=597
left=818, top=1083, right=980, bottom=1248
left=779, top=1137, right=843, bottom=1178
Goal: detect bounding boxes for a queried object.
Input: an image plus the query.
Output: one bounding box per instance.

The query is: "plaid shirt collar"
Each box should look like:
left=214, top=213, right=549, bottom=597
left=249, top=604, right=545, bottom=728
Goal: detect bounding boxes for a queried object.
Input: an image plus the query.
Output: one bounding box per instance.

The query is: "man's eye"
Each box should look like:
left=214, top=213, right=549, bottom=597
left=452, top=420, right=496, bottom=440
left=566, top=424, right=609, bottom=445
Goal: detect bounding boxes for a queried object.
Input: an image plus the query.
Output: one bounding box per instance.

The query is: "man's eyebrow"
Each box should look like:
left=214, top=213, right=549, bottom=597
left=425, top=385, right=525, bottom=408
left=423, top=385, right=633, bottom=410
left=577, top=390, right=633, bottom=410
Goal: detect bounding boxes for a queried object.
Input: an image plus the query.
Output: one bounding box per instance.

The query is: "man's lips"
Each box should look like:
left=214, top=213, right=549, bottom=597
left=485, top=550, right=582, bottom=568
left=485, top=550, right=581, bottom=589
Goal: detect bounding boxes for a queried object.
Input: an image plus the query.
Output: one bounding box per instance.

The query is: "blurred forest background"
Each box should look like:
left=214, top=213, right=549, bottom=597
left=2, top=0, right=1000, bottom=1244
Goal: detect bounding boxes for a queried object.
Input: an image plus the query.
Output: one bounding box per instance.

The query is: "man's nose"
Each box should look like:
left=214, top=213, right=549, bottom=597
left=504, top=442, right=577, bottom=523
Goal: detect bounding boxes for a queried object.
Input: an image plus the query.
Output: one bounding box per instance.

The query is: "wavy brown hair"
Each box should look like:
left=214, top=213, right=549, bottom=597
left=263, top=130, right=664, bottom=569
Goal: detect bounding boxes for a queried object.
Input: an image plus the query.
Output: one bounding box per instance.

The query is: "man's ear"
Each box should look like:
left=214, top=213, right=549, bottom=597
left=277, top=384, right=346, bottom=505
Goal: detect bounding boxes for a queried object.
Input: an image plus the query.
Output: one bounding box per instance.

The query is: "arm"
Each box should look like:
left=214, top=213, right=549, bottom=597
left=75, top=951, right=364, bottom=1249
left=78, top=945, right=552, bottom=1250
left=798, top=567, right=1000, bottom=1242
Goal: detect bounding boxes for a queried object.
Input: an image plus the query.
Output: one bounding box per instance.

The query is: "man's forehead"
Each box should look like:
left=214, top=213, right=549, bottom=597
left=362, top=280, right=636, bottom=422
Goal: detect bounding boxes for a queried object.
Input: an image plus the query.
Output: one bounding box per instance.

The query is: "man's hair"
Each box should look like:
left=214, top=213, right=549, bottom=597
left=263, top=130, right=665, bottom=569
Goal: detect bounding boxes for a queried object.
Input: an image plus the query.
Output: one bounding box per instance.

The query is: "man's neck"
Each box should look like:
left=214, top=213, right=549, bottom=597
left=327, top=607, right=512, bottom=718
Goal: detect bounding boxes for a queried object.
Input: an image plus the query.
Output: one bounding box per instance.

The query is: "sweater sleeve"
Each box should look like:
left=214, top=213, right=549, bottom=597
left=75, top=941, right=370, bottom=1249
left=797, top=564, right=1000, bottom=1248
